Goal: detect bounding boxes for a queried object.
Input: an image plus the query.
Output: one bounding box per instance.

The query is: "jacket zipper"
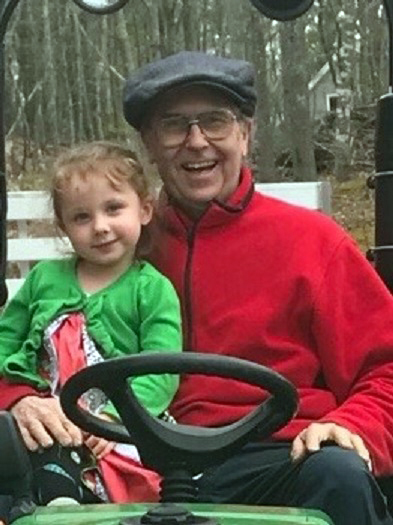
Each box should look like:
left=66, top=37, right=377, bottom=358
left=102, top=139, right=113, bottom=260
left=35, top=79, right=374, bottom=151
left=184, top=222, right=198, bottom=352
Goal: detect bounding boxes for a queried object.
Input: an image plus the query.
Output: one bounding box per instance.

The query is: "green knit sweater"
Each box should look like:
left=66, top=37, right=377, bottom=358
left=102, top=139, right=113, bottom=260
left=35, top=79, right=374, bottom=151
left=0, top=258, right=182, bottom=416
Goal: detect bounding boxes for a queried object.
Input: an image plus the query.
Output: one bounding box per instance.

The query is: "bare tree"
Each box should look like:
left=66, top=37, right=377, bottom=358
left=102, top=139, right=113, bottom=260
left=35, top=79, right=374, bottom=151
left=43, top=0, right=60, bottom=145
left=182, top=0, right=200, bottom=50
left=280, top=17, right=317, bottom=181
left=249, top=12, right=276, bottom=181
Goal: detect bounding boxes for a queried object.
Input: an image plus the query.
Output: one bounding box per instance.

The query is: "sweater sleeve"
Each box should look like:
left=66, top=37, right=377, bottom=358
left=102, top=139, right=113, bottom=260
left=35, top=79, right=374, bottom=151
left=102, top=270, right=182, bottom=420
left=0, top=275, right=34, bottom=373
left=312, top=236, right=393, bottom=476
left=0, top=272, right=52, bottom=407
left=130, top=271, right=182, bottom=416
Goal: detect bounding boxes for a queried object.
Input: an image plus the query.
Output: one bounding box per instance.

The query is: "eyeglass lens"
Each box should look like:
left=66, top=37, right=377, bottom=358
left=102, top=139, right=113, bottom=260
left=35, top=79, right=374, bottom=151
left=157, top=109, right=236, bottom=146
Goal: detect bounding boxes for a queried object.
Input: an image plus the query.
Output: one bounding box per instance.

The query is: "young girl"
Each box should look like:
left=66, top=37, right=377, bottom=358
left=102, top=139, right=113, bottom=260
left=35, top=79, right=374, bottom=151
left=0, top=142, right=182, bottom=510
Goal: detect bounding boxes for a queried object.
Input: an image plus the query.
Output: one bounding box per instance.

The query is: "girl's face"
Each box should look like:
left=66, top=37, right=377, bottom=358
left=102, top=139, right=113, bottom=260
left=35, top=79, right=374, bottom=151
left=58, top=172, right=153, bottom=279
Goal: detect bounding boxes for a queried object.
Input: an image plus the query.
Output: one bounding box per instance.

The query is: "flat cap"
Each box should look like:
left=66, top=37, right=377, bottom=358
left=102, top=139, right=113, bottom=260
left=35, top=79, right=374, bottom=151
left=123, top=51, right=257, bottom=130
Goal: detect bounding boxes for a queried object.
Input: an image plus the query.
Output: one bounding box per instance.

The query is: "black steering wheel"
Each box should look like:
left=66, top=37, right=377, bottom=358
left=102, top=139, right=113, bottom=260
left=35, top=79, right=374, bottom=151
left=60, top=353, right=298, bottom=476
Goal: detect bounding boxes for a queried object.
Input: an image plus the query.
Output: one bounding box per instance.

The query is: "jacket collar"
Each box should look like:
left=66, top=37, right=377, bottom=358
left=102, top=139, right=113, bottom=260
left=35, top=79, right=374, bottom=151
left=156, top=165, right=255, bottom=233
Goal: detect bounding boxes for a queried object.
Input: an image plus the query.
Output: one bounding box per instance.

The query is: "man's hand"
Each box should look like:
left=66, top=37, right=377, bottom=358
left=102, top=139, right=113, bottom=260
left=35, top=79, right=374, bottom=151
left=11, top=396, right=83, bottom=451
left=291, top=422, right=372, bottom=471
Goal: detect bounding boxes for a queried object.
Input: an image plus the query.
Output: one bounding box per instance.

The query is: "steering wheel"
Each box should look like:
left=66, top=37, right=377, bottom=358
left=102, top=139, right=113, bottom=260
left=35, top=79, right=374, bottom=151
left=60, top=353, right=298, bottom=476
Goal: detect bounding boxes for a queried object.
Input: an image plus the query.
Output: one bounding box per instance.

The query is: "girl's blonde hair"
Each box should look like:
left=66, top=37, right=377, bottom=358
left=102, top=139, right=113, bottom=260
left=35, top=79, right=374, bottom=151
left=51, top=141, right=153, bottom=257
left=51, top=141, right=151, bottom=222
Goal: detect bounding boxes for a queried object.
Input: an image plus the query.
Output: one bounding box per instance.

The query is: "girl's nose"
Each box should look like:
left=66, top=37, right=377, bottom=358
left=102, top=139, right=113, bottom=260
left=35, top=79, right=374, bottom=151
left=93, top=214, right=110, bottom=233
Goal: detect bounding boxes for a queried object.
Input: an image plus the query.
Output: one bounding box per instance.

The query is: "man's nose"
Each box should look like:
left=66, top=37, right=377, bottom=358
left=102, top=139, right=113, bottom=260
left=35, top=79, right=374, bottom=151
left=185, top=123, right=209, bottom=149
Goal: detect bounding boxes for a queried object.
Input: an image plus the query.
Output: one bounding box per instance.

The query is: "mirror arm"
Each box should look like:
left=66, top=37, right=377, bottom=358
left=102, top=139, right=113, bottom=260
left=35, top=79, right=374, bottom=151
left=0, top=0, right=20, bottom=41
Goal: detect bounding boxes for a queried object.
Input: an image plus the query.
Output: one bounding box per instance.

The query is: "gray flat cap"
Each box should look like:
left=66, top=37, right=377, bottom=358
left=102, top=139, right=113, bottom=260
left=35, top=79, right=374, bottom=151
left=123, top=51, right=257, bottom=130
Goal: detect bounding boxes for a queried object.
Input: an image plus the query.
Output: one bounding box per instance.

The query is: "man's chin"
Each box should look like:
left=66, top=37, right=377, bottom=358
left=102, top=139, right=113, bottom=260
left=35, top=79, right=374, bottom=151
left=173, top=193, right=211, bottom=218
left=182, top=186, right=222, bottom=203
left=185, top=195, right=217, bottom=210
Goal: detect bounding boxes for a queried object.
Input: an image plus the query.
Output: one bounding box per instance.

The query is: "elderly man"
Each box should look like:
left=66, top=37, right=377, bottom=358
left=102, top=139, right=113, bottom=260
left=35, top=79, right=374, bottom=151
left=122, top=51, right=393, bottom=525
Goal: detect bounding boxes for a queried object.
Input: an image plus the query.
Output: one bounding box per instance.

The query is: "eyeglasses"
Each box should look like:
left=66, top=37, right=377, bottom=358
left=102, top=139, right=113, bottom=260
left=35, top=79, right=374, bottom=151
left=155, top=108, right=238, bottom=147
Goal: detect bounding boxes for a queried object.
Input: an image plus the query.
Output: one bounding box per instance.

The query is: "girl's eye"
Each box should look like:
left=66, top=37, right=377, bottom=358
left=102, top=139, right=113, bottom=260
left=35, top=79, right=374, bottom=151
left=73, top=212, right=90, bottom=224
left=107, top=202, right=124, bottom=214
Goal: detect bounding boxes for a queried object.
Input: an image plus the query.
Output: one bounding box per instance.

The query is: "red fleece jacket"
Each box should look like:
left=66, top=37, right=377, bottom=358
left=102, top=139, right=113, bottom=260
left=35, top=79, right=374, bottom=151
left=148, top=166, right=393, bottom=477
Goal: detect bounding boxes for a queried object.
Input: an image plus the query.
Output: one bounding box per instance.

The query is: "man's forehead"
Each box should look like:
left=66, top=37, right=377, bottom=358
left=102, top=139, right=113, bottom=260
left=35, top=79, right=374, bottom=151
left=150, top=85, right=236, bottom=117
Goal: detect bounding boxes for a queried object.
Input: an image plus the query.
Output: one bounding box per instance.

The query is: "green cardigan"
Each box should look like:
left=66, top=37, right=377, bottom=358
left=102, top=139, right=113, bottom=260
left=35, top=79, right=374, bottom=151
left=0, top=258, right=182, bottom=416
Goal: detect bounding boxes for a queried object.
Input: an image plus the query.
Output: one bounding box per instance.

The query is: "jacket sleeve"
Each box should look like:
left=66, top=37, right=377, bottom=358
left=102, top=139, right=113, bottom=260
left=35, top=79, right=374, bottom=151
left=0, top=377, right=49, bottom=410
left=312, top=236, right=393, bottom=476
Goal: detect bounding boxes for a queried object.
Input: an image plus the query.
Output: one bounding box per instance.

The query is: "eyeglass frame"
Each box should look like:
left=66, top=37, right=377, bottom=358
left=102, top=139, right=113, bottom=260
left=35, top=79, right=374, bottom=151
left=151, top=108, right=241, bottom=147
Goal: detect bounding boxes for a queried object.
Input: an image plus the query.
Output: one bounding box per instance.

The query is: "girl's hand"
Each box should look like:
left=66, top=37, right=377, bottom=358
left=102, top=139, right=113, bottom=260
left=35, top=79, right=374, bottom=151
left=84, top=434, right=115, bottom=459
left=84, top=411, right=117, bottom=459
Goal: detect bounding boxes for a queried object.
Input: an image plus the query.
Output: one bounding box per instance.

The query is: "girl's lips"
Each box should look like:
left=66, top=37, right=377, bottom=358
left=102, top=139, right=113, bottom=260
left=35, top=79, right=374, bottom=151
left=92, top=239, right=117, bottom=249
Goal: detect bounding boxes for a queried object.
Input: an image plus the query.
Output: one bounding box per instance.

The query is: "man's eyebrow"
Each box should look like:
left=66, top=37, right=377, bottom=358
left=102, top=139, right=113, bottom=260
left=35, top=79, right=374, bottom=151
left=158, top=108, right=228, bottom=118
left=158, top=111, right=187, bottom=118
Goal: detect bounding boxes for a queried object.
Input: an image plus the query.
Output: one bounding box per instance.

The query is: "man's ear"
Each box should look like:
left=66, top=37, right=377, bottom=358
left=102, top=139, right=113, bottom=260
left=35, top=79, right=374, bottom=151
left=240, top=118, right=253, bottom=158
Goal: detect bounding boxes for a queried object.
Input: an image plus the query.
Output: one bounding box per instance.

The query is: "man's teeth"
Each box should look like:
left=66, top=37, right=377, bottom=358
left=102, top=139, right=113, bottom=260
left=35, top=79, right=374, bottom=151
left=184, top=161, right=216, bottom=170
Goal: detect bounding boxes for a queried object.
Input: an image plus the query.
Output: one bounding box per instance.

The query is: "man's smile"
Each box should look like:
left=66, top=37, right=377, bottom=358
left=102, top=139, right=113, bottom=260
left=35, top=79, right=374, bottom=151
left=181, top=160, right=218, bottom=172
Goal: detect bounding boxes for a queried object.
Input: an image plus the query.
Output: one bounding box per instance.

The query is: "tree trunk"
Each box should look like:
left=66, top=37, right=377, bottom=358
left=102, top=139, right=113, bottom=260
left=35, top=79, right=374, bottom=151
left=280, top=18, right=316, bottom=181
left=250, top=13, right=276, bottom=181
left=43, top=0, right=59, bottom=145
left=183, top=0, right=199, bottom=50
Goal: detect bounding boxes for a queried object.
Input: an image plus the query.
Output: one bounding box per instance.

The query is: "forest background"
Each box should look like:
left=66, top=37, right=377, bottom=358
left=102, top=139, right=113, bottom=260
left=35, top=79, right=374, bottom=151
left=3, top=0, right=388, bottom=250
